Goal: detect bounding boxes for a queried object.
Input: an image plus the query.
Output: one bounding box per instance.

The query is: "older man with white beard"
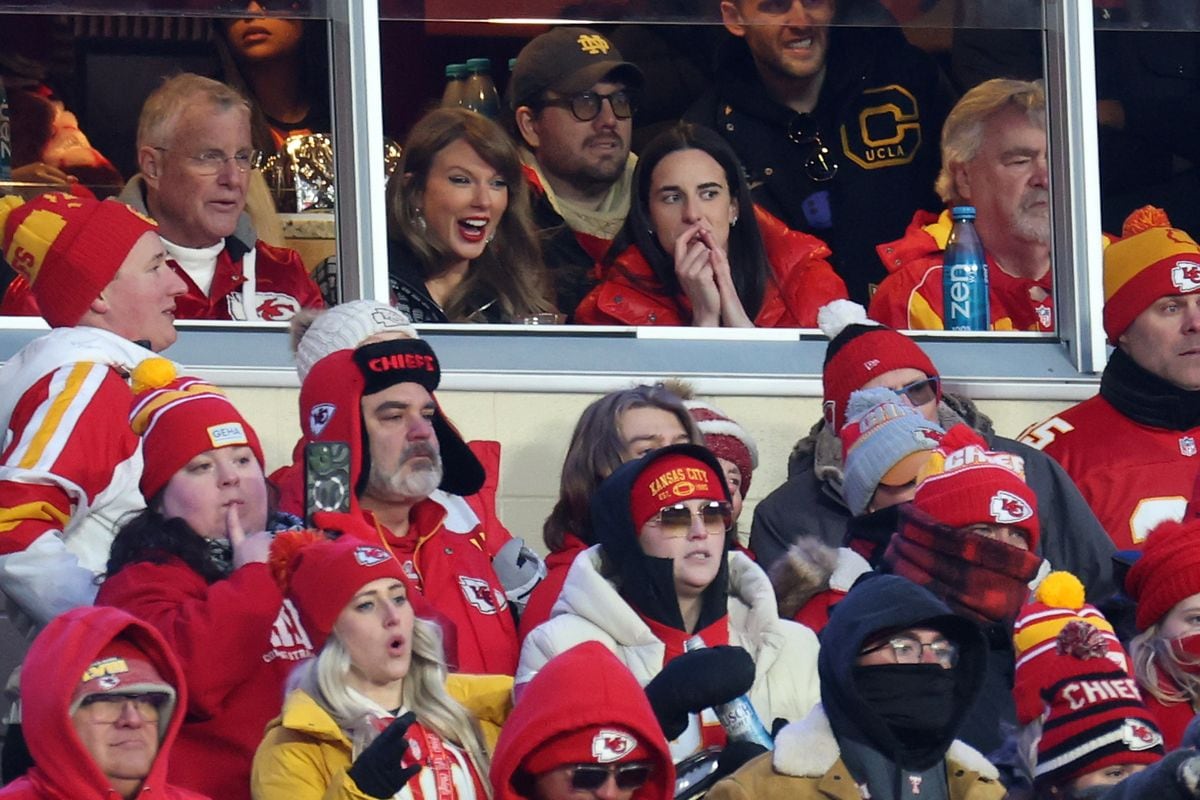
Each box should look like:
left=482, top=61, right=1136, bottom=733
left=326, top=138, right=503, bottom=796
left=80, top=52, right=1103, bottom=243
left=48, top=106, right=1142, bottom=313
left=869, top=79, right=1056, bottom=331
left=292, top=336, right=522, bottom=675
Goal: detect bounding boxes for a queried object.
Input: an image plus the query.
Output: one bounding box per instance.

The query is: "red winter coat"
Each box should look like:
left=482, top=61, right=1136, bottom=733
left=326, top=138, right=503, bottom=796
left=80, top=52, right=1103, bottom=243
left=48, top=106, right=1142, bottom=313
left=0, top=606, right=208, bottom=800
left=574, top=207, right=846, bottom=327
left=290, top=348, right=520, bottom=676
left=95, top=558, right=313, bottom=800
left=869, top=209, right=1054, bottom=331
left=490, top=641, right=674, bottom=800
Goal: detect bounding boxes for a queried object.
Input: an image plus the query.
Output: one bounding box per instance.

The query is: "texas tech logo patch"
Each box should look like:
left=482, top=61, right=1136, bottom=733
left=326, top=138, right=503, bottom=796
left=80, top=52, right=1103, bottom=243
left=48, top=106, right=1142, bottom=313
left=458, top=576, right=506, bottom=615
left=989, top=490, right=1032, bottom=524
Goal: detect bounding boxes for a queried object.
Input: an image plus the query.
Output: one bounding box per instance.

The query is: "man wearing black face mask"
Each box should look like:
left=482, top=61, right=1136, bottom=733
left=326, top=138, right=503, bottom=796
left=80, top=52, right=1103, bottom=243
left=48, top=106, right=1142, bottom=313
left=709, top=573, right=1003, bottom=800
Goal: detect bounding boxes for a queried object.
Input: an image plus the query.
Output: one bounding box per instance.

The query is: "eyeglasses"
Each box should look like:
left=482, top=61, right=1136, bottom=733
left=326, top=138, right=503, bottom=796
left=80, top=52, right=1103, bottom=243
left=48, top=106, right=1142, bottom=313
left=895, top=376, right=940, bottom=407
left=787, top=116, right=839, bottom=182
left=565, top=762, right=654, bottom=791
left=78, top=692, right=171, bottom=723
left=860, top=635, right=959, bottom=668
left=540, top=90, right=637, bottom=122
left=152, top=147, right=263, bottom=176
left=649, top=501, right=732, bottom=537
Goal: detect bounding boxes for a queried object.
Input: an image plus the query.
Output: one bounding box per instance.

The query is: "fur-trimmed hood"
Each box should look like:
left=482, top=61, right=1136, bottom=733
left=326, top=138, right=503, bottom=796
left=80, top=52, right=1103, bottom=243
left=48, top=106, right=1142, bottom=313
left=769, top=542, right=870, bottom=620
left=772, top=705, right=998, bottom=781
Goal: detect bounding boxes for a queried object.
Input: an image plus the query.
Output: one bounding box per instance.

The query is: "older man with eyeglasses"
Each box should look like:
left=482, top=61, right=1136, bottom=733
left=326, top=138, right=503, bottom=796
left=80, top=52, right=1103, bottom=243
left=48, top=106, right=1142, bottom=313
left=684, top=0, right=955, bottom=304
left=750, top=300, right=1116, bottom=602
left=120, top=72, right=322, bottom=321
left=708, top=573, right=1003, bottom=800
left=510, top=27, right=644, bottom=318
left=0, top=605, right=204, bottom=800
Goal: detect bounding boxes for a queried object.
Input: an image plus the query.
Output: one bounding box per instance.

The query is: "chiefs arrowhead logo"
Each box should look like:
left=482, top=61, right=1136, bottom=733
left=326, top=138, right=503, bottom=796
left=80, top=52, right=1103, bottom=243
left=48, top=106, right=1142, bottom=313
left=592, top=729, right=638, bottom=763
left=309, top=403, right=335, bottom=436
left=1172, top=261, right=1200, bottom=293
left=353, top=546, right=391, bottom=567
left=989, top=490, right=1032, bottom=524
left=1121, top=718, right=1163, bottom=751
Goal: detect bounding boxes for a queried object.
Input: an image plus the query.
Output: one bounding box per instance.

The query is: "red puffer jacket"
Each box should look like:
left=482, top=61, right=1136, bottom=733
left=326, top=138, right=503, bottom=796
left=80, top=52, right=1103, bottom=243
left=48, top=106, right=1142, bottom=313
left=574, top=206, right=847, bottom=326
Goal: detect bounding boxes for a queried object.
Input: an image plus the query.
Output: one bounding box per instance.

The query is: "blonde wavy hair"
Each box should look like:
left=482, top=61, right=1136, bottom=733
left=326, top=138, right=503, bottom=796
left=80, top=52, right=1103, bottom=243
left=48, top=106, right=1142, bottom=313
left=290, top=617, right=492, bottom=796
left=1130, top=622, right=1200, bottom=707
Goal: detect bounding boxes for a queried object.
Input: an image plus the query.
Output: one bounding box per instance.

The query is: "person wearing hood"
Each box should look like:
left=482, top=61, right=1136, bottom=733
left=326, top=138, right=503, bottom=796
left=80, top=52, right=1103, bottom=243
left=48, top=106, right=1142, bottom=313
left=0, top=605, right=204, bottom=800
left=518, top=443, right=820, bottom=760
left=491, top=641, right=673, bottom=800
left=708, top=573, right=1003, bottom=800
left=291, top=336, right=519, bottom=675
left=750, top=299, right=1115, bottom=601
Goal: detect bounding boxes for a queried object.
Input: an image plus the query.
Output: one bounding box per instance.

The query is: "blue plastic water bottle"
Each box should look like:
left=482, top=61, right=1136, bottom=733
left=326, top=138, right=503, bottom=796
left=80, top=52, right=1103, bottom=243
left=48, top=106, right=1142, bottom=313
left=463, top=58, right=501, bottom=119
left=685, top=636, right=774, bottom=750
left=943, top=205, right=989, bottom=331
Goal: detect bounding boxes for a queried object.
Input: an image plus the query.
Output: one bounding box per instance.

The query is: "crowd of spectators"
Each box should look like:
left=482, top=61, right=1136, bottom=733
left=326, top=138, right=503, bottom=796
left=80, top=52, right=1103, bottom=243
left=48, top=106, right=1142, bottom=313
left=8, top=4, right=1200, bottom=800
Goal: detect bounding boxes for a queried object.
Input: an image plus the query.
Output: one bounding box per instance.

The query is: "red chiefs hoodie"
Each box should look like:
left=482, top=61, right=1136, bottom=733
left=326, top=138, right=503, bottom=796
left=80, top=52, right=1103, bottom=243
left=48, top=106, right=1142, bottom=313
left=0, top=606, right=207, bottom=800
left=490, top=641, right=674, bottom=800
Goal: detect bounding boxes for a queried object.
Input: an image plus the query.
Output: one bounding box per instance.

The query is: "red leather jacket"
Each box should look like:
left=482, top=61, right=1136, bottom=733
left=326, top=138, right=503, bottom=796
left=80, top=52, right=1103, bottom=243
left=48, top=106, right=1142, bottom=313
left=574, top=207, right=847, bottom=326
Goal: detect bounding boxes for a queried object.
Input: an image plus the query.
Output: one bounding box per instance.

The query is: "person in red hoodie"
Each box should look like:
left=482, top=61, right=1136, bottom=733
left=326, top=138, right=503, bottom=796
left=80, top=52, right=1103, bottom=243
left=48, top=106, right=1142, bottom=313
left=0, top=605, right=205, bottom=800
left=491, top=641, right=674, bottom=800
left=575, top=122, right=847, bottom=327
left=293, top=336, right=519, bottom=675
left=94, top=369, right=313, bottom=800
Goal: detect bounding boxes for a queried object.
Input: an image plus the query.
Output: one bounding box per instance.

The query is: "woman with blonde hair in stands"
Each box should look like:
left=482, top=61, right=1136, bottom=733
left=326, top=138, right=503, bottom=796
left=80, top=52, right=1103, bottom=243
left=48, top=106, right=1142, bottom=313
left=253, top=533, right=492, bottom=800
left=385, top=107, right=556, bottom=323
left=1125, top=517, right=1200, bottom=751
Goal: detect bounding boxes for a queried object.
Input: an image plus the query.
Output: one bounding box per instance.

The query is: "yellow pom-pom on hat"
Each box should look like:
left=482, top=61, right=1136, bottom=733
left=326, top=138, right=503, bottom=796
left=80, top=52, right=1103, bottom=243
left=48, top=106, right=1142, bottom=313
left=1104, top=204, right=1200, bottom=344
left=129, top=358, right=177, bottom=395
left=1033, top=571, right=1086, bottom=611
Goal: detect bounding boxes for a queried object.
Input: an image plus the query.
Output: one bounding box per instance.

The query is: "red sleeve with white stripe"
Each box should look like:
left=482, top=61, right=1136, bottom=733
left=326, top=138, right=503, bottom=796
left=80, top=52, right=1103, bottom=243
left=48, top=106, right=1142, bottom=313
left=0, top=363, right=139, bottom=554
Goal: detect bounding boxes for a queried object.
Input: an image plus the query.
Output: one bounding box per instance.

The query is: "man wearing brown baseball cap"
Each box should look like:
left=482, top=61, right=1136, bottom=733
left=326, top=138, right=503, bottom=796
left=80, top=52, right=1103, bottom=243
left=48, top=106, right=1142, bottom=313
left=510, top=27, right=644, bottom=318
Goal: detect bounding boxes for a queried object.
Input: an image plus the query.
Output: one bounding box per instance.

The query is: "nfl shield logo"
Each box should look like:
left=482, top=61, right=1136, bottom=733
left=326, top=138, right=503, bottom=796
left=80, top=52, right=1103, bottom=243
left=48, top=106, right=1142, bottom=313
left=1181, top=437, right=1197, bottom=457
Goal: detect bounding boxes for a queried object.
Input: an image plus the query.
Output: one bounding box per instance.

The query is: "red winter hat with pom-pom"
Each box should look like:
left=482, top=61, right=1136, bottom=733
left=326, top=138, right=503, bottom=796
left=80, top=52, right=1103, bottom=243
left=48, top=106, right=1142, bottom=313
left=1103, top=205, right=1200, bottom=344
left=269, top=530, right=408, bottom=651
left=1125, top=518, right=1200, bottom=631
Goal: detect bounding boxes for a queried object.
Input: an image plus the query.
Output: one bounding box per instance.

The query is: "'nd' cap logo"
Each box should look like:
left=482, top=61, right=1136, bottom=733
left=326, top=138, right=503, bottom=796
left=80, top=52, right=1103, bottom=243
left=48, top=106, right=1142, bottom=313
left=577, top=33, right=610, bottom=55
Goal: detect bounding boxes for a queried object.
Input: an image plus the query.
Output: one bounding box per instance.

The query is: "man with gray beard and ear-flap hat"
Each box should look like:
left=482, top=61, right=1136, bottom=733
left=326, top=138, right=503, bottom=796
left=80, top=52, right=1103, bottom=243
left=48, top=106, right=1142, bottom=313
left=292, top=337, right=520, bottom=675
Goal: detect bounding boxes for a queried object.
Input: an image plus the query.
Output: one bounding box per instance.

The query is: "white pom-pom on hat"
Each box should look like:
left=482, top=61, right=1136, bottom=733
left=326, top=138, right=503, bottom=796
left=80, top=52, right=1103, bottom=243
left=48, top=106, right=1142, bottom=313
left=817, top=300, right=876, bottom=341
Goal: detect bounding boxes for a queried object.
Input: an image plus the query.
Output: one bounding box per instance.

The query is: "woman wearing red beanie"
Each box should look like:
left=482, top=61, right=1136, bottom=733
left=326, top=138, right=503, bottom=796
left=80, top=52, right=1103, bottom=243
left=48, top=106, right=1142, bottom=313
left=252, top=535, right=492, bottom=800
left=1126, top=518, right=1200, bottom=750
left=95, top=368, right=310, bottom=800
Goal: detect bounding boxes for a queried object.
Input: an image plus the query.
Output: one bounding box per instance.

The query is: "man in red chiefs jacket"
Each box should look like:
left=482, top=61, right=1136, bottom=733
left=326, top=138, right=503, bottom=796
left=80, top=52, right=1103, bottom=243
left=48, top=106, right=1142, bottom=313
left=121, top=73, right=322, bottom=321
left=870, top=79, right=1053, bottom=332
left=292, top=336, right=522, bottom=675
left=1021, top=207, right=1200, bottom=550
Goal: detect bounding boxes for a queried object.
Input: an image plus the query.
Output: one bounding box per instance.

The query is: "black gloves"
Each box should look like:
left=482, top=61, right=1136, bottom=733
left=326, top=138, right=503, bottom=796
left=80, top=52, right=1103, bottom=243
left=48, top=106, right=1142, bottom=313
left=347, top=711, right=422, bottom=799
left=644, top=646, right=756, bottom=740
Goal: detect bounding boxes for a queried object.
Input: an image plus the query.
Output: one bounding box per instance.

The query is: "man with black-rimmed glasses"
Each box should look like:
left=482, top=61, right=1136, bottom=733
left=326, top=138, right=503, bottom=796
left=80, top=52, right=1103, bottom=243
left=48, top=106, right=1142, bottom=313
left=684, top=0, right=955, bottom=304
left=118, top=72, right=322, bottom=321
left=510, top=27, right=644, bottom=318
left=708, top=573, right=1003, bottom=800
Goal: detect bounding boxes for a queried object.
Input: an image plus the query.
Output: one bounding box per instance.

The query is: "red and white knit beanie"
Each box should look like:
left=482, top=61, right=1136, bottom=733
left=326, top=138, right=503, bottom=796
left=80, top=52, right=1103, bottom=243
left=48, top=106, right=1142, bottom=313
left=684, top=399, right=758, bottom=497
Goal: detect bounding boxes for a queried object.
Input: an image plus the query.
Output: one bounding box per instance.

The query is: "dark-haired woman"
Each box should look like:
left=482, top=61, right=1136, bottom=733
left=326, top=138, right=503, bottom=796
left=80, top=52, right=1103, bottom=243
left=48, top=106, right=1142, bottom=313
left=95, top=372, right=309, bottom=800
left=575, top=122, right=847, bottom=327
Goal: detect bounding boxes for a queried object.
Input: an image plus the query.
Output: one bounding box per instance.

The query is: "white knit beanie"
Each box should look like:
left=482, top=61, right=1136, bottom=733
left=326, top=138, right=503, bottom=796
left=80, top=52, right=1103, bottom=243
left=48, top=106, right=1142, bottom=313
left=294, top=301, right=417, bottom=381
